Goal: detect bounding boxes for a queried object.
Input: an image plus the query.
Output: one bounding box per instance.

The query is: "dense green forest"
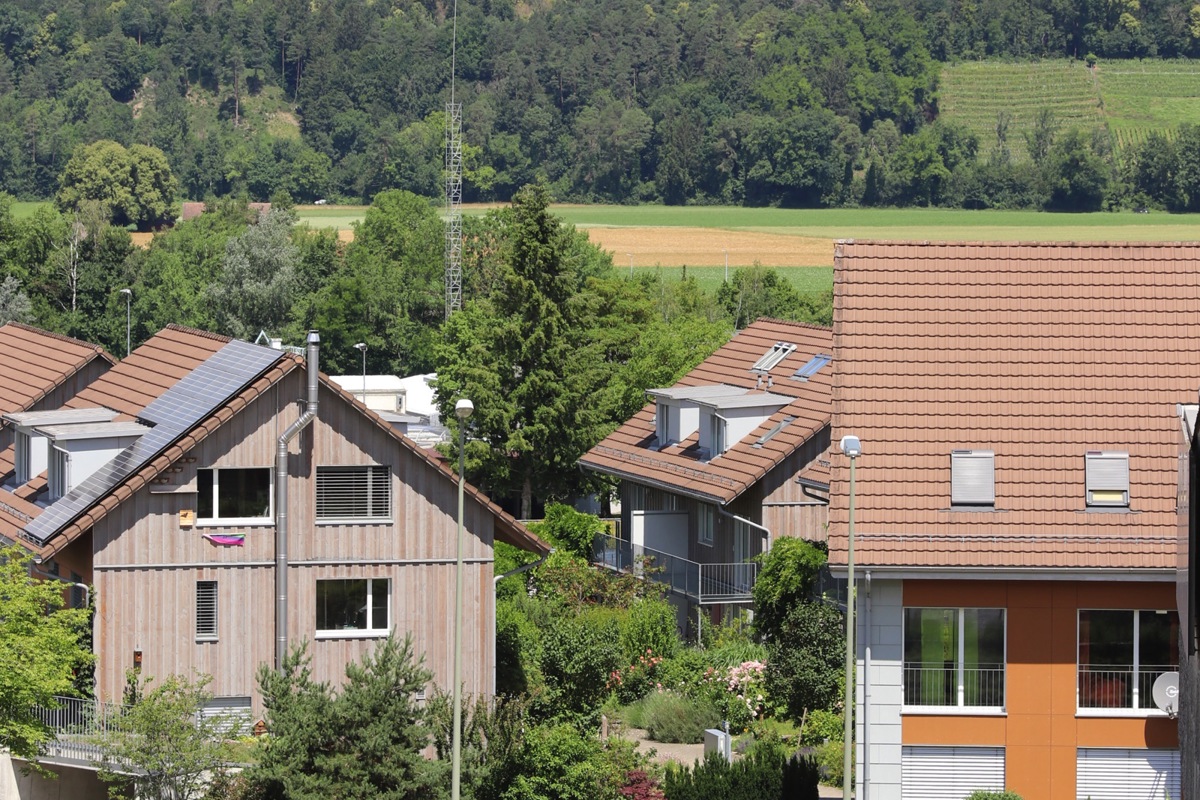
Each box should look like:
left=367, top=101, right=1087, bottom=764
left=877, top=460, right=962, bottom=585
left=2, top=0, right=1200, bottom=210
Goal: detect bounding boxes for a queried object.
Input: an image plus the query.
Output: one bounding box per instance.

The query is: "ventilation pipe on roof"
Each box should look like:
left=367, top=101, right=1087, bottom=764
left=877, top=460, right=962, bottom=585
left=275, top=331, right=320, bottom=672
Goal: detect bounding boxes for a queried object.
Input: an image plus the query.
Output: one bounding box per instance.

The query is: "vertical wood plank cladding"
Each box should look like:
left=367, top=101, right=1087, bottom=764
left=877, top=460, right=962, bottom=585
left=91, top=372, right=499, bottom=710
left=763, top=504, right=828, bottom=541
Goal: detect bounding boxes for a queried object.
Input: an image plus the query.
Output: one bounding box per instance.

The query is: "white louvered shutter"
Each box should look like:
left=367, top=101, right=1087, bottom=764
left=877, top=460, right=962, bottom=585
left=902, top=746, right=1005, bottom=800
left=1076, top=748, right=1181, bottom=800
left=952, top=450, right=995, bottom=505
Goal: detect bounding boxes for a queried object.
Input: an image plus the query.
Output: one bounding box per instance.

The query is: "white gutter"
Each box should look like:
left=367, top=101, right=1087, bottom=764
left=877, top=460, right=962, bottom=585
left=717, top=507, right=771, bottom=550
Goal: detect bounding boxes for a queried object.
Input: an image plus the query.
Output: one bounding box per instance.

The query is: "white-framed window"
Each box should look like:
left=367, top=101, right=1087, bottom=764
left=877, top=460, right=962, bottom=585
left=316, top=465, right=391, bottom=521
left=47, top=445, right=70, bottom=501
left=655, top=401, right=670, bottom=445
left=14, top=430, right=31, bottom=484
left=951, top=450, right=995, bottom=507
left=196, top=580, right=218, bottom=640
left=709, top=414, right=727, bottom=457
left=698, top=503, right=715, bottom=546
left=316, top=578, right=389, bottom=637
left=1078, top=609, right=1178, bottom=711
left=197, top=467, right=272, bottom=525
left=903, top=607, right=1005, bottom=708
left=1085, top=451, right=1130, bottom=508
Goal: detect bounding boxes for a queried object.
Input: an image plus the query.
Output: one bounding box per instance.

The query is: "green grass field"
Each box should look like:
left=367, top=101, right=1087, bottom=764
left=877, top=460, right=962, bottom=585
left=939, top=59, right=1200, bottom=161
left=11, top=202, right=44, bottom=219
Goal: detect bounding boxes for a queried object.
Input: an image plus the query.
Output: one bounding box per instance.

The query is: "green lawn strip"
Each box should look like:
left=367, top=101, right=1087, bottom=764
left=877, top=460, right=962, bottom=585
left=10, top=201, right=45, bottom=219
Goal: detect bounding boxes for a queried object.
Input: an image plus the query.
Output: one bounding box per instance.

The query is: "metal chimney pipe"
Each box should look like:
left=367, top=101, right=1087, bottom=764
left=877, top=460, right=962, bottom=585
left=275, top=331, right=320, bottom=672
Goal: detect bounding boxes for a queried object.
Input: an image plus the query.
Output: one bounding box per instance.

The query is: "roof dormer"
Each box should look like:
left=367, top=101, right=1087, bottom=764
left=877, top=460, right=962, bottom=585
left=4, top=408, right=148, bottom=500
left=646, top=385, right=748, bottom=447
left=5, top=408, right=119, bottom=486
left=695, top=391, right=792, bottom=459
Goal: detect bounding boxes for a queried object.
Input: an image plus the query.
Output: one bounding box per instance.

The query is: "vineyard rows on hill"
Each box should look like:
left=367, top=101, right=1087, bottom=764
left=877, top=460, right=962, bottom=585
left=939, top=60, right=1200, bottom=162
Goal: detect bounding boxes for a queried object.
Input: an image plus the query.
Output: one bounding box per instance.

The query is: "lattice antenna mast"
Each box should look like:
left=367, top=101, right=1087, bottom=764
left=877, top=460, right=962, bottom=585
left=444, top=0, right=463, bottom=319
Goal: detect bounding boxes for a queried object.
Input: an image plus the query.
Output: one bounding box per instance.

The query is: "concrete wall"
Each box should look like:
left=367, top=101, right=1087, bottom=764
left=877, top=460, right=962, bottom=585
left=858, top=577, right=904, bottom=800
left=0, top=758, right=108, bottom=800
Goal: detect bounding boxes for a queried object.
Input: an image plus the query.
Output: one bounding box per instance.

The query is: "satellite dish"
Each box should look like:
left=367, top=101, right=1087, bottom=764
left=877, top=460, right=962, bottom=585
left=1152, top=672, right=1179, bottom=716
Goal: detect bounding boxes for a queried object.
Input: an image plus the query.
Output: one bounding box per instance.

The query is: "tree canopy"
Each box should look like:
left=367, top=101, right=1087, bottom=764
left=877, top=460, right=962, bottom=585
left=0, top=544, right=92, bottom=763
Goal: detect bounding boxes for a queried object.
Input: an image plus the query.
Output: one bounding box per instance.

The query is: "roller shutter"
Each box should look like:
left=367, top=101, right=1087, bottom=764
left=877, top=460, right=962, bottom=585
left=1076, top=748, right=1180, bottom=800
left=901, top=746, right=1005, bottom=800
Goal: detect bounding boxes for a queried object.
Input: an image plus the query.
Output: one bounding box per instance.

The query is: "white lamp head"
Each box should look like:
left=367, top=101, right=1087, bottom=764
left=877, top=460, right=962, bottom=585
left=455, top=398, right=474, bottom=420
left=119, top=288, right=132, bottom=297
left=353, top=342, right=367, bottom=352
left=840, top=435, right=861, bottom=458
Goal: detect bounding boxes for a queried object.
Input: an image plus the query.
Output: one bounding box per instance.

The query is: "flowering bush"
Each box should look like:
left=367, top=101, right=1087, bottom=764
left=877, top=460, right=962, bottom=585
left=696, top=659, right=776, bottom=730
left=607, top=648, right=666, bottom=704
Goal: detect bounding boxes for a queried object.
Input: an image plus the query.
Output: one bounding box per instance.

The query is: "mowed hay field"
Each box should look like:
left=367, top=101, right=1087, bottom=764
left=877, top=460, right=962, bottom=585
left=295, top=204, right=1200, bottom=295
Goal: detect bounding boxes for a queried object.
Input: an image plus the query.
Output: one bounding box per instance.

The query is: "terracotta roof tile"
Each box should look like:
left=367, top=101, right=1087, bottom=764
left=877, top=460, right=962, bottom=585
left=0, top=323, right=115, bottom=417
left=829, top=241, right=1200, bottom=573
left=581, top=318, right=832, bottom=503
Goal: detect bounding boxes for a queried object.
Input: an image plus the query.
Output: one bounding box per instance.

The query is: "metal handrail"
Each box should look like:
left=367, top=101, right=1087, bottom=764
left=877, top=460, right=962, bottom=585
left=591, top=533, right=758, bottom=604
left=30, top=695, right=128, bottom=766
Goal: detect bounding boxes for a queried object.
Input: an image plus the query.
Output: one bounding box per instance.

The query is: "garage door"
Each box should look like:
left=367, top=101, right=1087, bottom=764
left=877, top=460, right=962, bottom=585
left=1077, top=748, right=1181, bottom=800
left=902, top=746, right=1005, bottom=800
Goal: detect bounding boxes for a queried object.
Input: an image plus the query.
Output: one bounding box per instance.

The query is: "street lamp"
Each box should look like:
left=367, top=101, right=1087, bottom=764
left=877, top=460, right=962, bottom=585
left=840, top=434, right=861, bottom=800
left=451, top=397, right=474, bottom=800
left=627, top=252, right=633, bottom=277
left=353, top=343, right=367, bottom=403
left=724, top=249, right=729, bottom=282
left=118, top=288, right=132, bottom=358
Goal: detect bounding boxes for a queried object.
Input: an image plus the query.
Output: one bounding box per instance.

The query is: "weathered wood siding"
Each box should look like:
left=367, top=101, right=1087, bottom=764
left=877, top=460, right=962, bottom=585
left=91, top=372, right=496, bottom=712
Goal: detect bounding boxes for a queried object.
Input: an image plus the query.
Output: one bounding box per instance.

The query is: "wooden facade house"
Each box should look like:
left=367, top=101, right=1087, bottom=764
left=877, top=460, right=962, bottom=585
left=579, top=318, right=832, bottom=629
left=0, top=324, right=546, bottom=719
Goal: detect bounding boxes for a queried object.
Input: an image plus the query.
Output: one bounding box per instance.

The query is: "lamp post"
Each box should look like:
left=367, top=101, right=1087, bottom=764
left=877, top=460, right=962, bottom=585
left=451, top=397, right=474, bottom=800
left=353, top=343, right=367, bottom=403
left=724, top=249, right=729, bottom=282
left=840, top=434, right=860, bottom=800
left=627, top=252, right=633, bottom=277
left=118, top=288, right=132, bottom=358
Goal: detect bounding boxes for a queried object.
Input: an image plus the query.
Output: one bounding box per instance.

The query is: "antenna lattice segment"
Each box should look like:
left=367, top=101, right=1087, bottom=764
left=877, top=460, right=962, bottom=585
left=444, top=101, right=463, bottom=318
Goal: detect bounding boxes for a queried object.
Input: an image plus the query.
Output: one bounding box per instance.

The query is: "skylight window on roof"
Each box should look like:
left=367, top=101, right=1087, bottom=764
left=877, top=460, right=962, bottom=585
left=792, top=354, right=831, bottom=381
left=750, top=342, right=796, bottom=374
left=753, top=416, right=796, bottom=448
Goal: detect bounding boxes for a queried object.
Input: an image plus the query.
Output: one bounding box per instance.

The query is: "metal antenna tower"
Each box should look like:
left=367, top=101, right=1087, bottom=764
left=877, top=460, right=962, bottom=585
left=444, top=0, right=463, bottom=319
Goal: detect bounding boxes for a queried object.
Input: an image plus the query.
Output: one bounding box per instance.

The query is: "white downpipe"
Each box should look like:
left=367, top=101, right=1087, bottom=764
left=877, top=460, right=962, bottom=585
left=716, top=507, right=771, bottom=550
left=863, top=570, right=872, bottom=799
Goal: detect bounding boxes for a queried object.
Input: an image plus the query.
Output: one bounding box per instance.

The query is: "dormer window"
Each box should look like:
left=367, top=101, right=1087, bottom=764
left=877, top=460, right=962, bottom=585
left=709, top=414, right=727, bottom=457
left=951, top=450, right=995, bottom=507
left=47, top=446, right=70, bottom=501
left=655, top=401, right=670, bottom=446
left=1085, top=451, right=1129, bottom=508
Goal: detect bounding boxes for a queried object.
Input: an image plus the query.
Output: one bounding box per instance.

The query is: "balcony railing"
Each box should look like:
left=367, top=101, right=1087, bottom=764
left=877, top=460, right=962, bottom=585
left=1078, top=664, right=1175, bottom=709
left=591, top=533, right=758, bottom=604
left=30, top=695, right=127, bottom=767
left=902, top=662, right=1005, bottom=708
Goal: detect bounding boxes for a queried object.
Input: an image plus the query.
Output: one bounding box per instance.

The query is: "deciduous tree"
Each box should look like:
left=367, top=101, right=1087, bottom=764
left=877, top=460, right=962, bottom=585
left=0, top=544, right=92, bottom=764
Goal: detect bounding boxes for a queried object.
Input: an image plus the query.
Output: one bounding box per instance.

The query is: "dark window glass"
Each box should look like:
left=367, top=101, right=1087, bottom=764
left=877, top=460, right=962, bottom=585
left=218, top=469, right=271, bottom=518
left=198, top=469, right=214, bottom=518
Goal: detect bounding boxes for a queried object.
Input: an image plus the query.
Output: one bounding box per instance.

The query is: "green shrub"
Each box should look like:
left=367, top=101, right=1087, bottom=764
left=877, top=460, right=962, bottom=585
left=630, top=691, right=721, bottom=744
left=531, top=504, right=606, bottom=560
left=620, top=598, right=681, bottom=662
left=798, top=709, right=842, bottom=746
left=537, top=611, right=622, bottom=725
left=662, top=751, right=820, bottom=800
left=966, top=792, right=1023, bottom=800
left=815, top=740, right=849, bottom=788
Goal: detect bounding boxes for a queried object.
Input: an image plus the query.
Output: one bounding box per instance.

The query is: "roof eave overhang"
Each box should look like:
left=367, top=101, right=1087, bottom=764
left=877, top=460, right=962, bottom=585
left=578, top=457, right=736, bottom=505
left=826, top=565, right=1176, bottom=582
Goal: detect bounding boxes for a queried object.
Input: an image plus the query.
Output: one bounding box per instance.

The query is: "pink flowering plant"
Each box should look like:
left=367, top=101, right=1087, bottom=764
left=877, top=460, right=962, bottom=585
left=697, top=659, right=777, bottom=729
left=607, top=648, right=666, bottom=704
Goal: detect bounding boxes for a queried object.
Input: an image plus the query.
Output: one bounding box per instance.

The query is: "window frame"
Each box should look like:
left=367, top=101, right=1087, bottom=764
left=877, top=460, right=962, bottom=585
left=315, top=578, right=391, bottom=639
left=951, top=450, right=995, bottom=507
left=14, top=430, right=30, bottom=484
left=1076, top=608, right=1179, bottom=714
left=1085, top=451, right=1130, bottom=508
left=196, top=580, right=218, bottom=641
left=196, top=467, right=274, bottom=527
left=902, top=606, right=1007, bottom=712
left=47, top=445, right=70, bottom=501
left=315, top=465, right=392, bottom=523
left=697, top=503, right=715, bottom=547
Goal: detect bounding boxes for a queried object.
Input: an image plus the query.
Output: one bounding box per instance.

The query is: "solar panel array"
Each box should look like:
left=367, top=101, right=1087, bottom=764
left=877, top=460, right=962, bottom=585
left=23, top=339, right=283, bottom=544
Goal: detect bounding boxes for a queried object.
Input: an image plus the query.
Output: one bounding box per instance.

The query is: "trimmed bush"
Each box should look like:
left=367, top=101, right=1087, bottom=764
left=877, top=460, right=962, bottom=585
left=966, top=792, right=1024, bottom=800
left=663, top=751, right=820, bottom=800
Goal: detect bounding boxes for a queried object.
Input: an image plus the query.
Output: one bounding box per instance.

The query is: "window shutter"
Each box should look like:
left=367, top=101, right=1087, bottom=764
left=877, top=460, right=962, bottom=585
left=196, top=581, right=218, bottom=639
left=951, top=451, right=995, bottom=505
left=1086, top=451, right=1129, bottom=506
left=316, top=466, right=391, bottom=520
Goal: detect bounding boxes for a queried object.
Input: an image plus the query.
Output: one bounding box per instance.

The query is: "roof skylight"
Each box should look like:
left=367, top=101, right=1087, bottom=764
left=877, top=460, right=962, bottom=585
left=750, top=342, right=796, bottom=374
left=792, top=354, right=831, bottom=381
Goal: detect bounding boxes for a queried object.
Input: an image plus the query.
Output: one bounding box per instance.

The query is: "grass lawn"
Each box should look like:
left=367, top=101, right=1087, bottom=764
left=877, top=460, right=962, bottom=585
left=10, top=201, right=45, bottom=219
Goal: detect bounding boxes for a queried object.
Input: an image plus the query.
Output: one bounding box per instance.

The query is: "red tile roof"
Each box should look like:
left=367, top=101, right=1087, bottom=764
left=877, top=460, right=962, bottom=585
left=828, top=241, right=1200, bottom=573
left=581, top=318, right=833, bottom=504
left=0, top=323, right=115, bottom=417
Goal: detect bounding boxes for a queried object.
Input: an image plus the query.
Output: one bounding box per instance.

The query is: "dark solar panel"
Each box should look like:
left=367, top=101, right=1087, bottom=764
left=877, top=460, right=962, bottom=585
left=23, top=339, right=283, bottom=544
